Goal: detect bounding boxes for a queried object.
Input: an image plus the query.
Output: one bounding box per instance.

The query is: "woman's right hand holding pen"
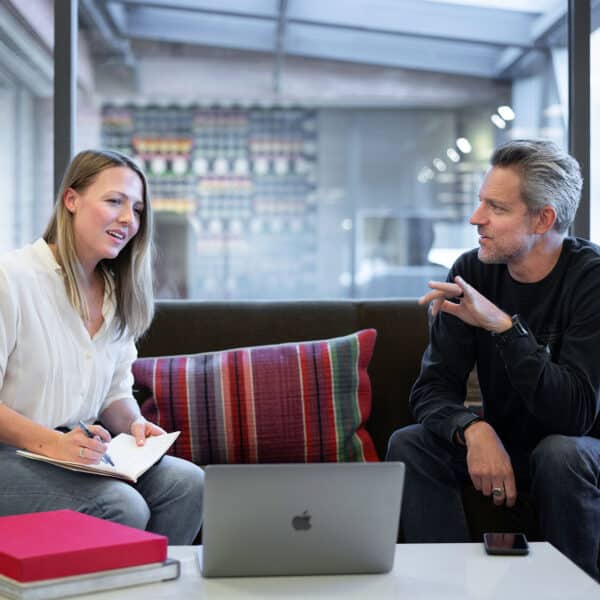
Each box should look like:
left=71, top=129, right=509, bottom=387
left=54, top=424, right=112, bottom=464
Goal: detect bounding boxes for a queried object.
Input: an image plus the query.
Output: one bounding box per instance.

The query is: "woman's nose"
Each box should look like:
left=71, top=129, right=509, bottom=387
left=118, top=205, right=134, bottom=224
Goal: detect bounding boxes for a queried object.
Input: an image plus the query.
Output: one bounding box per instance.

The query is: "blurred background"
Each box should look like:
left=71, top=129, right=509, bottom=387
left=1, top=0, right=598, bottom=299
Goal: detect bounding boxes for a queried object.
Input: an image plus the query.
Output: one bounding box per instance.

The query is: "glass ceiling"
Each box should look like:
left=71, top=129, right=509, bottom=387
left=79, top=0, right=594, bottom=81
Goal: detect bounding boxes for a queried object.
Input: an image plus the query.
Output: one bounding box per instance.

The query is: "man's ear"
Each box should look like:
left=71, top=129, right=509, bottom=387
left=63, top=188, right=78, bottom=213
left=533, top=205, right=557, bottom=234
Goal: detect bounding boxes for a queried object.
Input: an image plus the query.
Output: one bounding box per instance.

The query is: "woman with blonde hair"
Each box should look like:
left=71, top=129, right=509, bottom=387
left=0, top=149, right=203, bottom=544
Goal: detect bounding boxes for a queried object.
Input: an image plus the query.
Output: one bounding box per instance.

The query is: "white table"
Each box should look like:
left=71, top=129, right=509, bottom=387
left=79, top=543, right=598, bottom=599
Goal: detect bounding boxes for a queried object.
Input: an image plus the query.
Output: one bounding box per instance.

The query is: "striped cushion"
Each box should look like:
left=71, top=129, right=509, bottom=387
left=132, top=329, right=378, bottom=464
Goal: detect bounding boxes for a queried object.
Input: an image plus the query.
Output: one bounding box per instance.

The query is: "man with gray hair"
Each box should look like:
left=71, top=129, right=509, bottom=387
left=387, top=139, right=600, bottom=579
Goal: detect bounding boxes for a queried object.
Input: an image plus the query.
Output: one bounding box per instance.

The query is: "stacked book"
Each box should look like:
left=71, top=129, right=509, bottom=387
left=0, top=510, right=180, bottom=600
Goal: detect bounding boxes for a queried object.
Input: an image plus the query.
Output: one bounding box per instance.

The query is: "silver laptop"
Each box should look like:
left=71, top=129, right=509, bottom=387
left=200, top=462, right=405, bottom=577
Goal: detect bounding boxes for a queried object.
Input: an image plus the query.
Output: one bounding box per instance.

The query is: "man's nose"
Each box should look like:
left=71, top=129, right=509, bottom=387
left=469, top=204, right=485, bottom=225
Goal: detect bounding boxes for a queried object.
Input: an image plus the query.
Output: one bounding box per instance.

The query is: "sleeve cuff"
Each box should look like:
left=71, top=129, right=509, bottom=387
left=449, top=411, right=484, bottom=445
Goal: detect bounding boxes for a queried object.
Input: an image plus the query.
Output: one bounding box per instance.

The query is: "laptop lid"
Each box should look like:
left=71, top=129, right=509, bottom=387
left=200, top=462, right=405, bottom=577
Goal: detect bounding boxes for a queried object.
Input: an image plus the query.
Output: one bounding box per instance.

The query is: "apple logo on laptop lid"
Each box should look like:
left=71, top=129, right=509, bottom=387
left=291, top=510, right=312, bottom=531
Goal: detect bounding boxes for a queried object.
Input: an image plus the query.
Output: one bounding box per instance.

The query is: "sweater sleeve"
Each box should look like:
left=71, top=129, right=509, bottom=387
left=495, top=278, right=600, bottom=436
left=409, top=259, right=481, bottom=444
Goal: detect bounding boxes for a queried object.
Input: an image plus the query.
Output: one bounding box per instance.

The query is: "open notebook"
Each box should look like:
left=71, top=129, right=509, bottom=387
left=17, top=432, right=180, bottom=483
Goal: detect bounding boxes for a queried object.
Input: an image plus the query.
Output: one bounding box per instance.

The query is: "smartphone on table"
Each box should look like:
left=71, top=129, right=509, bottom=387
left=483, top=532, right=529, bottom=556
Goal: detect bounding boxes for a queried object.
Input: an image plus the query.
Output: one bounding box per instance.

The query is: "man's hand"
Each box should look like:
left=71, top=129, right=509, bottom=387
left=129, top=416, right=166, bottom=446
left=419, top=276, right=512, bottom=333
left=464, top=420, right=517, bottom=507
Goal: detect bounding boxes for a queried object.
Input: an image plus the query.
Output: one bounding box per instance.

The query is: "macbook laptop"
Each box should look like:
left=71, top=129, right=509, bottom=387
left=200, top=462, right=405, bottom=577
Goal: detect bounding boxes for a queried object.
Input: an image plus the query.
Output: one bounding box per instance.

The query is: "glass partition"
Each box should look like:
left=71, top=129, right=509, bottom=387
left=76, top=0, right=569, bottom=299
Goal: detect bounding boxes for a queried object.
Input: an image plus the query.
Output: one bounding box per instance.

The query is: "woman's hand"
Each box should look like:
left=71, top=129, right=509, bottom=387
left=129, top=415, right=166, bottom=446
left=54, top=425, right=111, bottom=464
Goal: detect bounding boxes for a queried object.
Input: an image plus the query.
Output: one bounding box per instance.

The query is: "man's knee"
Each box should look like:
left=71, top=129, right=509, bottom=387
left=386, top=424, right=426, bottom=461
left=530, top=434, right=588, bottom=479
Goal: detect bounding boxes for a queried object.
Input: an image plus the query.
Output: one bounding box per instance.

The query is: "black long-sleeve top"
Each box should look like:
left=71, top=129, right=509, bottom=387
left=410, top=237, right=600, bottom=455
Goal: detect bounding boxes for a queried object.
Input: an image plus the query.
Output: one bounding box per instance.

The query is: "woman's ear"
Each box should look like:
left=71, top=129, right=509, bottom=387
left=63, top=188, right=78, bottom=214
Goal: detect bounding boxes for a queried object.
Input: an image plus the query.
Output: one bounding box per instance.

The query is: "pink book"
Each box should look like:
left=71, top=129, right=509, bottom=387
left=0, top=510, right=167, bottom=582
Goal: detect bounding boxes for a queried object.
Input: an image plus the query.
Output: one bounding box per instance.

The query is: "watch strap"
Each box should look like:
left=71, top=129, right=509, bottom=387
left=456, top=416, right=483, bottom=445
left=492, top=314, right=528, bottom=347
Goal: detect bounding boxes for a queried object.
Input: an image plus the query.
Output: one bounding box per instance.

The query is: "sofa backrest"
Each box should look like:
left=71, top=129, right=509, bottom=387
left=137, top=299, right=430, bottom=459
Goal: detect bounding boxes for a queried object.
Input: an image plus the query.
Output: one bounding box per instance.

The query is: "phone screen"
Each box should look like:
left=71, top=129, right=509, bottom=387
left=484, top=532, right=529, bottom=555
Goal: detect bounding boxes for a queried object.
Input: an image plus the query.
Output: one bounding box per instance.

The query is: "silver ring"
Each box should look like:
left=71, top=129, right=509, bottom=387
left=491, top=487, right=504, bottom=497
left=79, top=447, right=85, bottom=459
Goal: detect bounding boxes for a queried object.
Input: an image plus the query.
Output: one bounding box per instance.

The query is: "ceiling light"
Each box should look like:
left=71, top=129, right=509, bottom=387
left=497, top=105, right=515, bottom=121
left=417, top=167, right=435, bottom=183
left=491, top=114, right=506, bottom=129
left=433, top=158, right=447, bottom=172
left=456, top=137, right=472, bottom=154
left=446, top=148, right=460, bottom=162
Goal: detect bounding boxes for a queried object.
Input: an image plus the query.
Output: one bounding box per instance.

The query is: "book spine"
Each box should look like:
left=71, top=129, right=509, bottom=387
left=18, top=539, right=167, bottom=582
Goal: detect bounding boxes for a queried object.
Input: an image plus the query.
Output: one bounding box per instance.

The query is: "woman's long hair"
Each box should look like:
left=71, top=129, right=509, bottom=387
left=44, top=149, right=154, bottom=340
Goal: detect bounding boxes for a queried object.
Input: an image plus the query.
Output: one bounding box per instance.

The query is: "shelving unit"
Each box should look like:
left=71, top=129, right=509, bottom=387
left=101, top=104, right=318, bottom=299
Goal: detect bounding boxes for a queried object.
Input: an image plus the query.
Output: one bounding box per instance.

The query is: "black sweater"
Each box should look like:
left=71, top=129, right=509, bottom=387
left=410, top=237, right=600, bottom=455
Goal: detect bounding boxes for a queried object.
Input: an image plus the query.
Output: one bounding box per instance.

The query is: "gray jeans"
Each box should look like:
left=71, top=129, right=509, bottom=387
left=0, top=444, right=204, bottom=545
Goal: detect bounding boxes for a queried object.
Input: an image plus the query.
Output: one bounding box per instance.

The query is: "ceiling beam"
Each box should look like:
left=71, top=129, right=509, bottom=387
left=116, top=0, right=277, bottom=19
left=126, top=6, right=276, bottom=52
left=286, top=0, right=537, bottom=48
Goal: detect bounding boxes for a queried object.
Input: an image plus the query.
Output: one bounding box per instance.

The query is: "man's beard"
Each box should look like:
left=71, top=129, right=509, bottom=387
left=477, top=242, right=529, bottom=265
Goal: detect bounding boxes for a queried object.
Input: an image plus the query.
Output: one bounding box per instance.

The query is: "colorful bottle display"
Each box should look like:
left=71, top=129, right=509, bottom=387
left=101, top=104, right=318, bottom=299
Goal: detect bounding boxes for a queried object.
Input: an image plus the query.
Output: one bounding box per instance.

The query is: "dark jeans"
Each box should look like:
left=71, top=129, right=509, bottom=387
left=386, top=424, right=600, bottom=581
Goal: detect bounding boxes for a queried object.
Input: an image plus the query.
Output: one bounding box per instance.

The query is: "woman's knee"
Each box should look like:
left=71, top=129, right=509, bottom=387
left=93, top=483, right=151, bottom=530
left=151, top=456, right=204, bottom=512
left=175, top=461, right=204, bottom=507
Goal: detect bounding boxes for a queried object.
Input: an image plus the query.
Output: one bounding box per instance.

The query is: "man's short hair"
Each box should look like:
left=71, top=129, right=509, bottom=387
left=490, top=139, right=582, bottom=233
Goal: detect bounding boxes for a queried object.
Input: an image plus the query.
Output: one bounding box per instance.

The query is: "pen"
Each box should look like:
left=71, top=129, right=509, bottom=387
left=78, top=421, right=115, bottom=466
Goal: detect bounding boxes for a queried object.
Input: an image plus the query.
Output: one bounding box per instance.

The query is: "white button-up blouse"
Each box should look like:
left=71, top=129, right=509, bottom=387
left=0, top=239, right=137, bottom=429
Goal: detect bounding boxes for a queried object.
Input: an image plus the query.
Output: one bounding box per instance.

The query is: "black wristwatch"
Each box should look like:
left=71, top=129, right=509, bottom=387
left=492, top=314, right=528, bottom=347
left=456, top=416, right=483, bottom=445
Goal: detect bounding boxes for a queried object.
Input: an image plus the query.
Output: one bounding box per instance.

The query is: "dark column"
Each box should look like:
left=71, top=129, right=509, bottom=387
left=54, top=0, right=78, bottom=199
left=569, top=0, right=590, bottom=239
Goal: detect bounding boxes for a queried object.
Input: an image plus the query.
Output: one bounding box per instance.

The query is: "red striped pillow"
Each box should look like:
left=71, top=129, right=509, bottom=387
left=132, top=329, right=378, bottom=464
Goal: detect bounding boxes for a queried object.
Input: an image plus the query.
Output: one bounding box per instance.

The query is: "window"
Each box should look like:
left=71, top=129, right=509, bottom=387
left=73, top=2, right=590, bottom=298
left=0, top=1, right=53, bottom=254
